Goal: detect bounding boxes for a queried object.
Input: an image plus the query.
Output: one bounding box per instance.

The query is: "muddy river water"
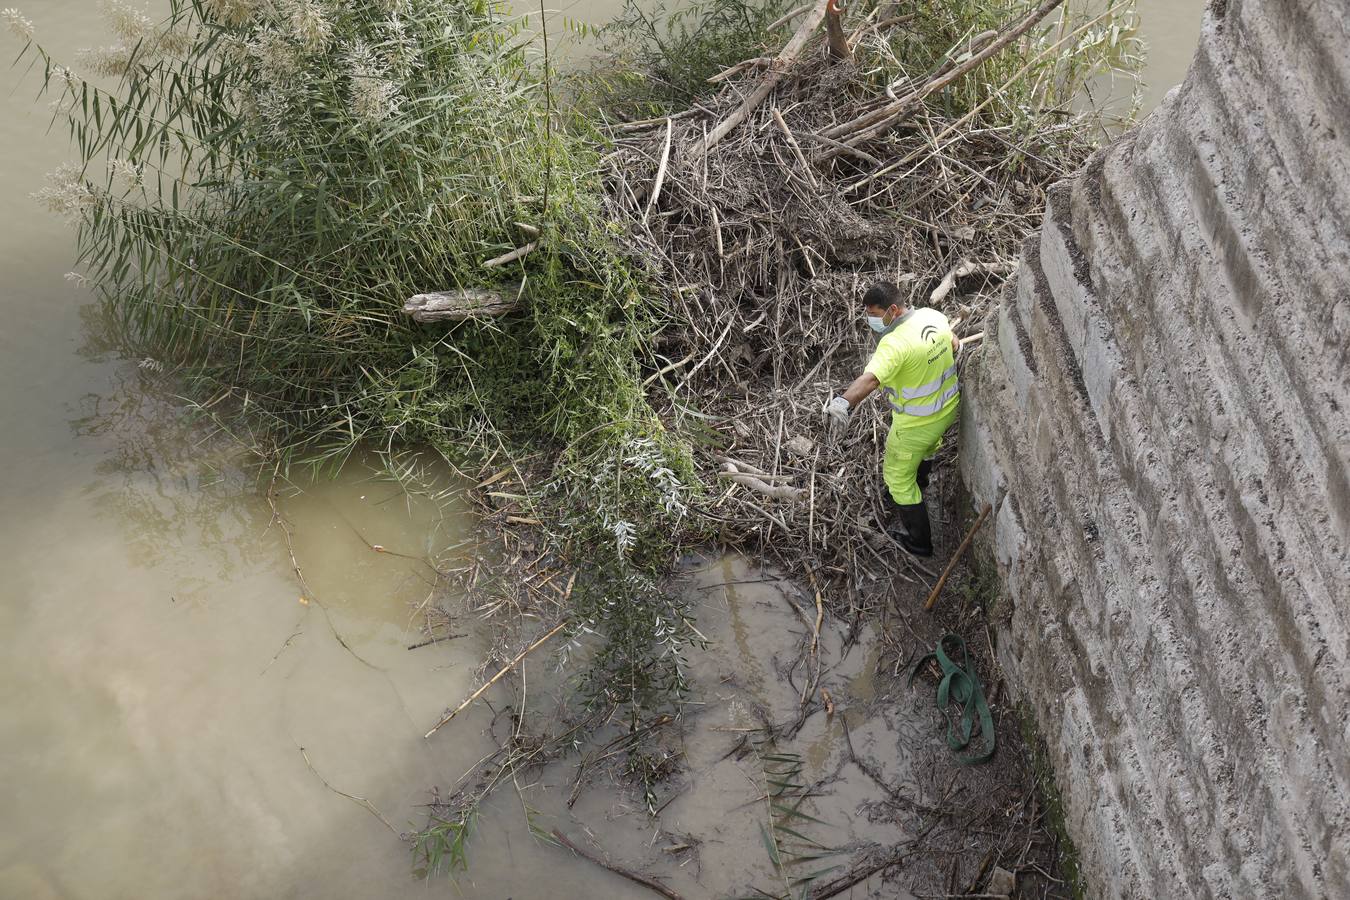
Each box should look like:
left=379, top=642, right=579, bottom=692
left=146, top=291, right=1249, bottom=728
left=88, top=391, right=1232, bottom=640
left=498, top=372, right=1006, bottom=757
left=0, top=2, right=1202, bottom=898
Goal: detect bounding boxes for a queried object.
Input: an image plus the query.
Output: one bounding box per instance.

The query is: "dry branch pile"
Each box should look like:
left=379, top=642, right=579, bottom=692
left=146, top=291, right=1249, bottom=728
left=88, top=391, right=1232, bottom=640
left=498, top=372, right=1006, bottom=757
left=605, top=0, right=1097, bottom=613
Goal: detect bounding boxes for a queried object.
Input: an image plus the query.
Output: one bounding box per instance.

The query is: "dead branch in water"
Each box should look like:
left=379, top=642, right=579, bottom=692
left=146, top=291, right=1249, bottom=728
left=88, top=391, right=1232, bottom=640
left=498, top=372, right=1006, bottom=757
left=424, top=619, right=568, bottom=738
left=551, top=828, right=686, bottom=900
left=299, top=746, right=398, bottom=835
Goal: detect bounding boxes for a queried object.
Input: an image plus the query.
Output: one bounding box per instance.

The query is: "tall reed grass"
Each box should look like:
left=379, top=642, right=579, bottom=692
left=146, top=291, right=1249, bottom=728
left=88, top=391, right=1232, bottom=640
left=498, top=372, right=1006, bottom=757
left=11, top=0, right=701, bottom=728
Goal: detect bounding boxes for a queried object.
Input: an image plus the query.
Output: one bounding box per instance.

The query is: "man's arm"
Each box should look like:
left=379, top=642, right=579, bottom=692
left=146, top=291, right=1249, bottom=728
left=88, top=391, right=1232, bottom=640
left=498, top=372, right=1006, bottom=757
left=842, top=372, right=880, bottom=407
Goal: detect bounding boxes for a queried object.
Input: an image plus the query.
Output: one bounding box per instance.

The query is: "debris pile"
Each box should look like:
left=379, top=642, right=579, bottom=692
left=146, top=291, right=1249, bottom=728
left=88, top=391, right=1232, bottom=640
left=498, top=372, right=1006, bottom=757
left=605, top=0, right=1103, bottom=611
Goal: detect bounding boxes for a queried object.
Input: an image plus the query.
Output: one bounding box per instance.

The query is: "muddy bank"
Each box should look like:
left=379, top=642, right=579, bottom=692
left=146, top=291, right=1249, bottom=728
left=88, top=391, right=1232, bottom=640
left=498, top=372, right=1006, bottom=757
left=426, top=540, right=1073, bottom=898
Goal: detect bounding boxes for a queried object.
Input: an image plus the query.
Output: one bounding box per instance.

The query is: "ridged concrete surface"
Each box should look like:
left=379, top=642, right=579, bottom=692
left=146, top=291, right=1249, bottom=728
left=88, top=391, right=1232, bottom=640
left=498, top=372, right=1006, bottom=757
left=960, top=0, right=1349, bottom=896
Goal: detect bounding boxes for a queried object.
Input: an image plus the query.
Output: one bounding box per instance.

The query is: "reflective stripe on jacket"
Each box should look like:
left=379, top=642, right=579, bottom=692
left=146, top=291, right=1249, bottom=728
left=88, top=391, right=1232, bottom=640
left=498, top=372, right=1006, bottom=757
left=863, top=307, right=959, bottom=428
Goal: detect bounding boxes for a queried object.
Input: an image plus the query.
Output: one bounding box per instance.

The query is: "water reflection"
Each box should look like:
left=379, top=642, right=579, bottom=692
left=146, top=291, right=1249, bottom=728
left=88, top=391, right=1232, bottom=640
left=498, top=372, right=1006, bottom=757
left=68, top=370, right=275, bottom=593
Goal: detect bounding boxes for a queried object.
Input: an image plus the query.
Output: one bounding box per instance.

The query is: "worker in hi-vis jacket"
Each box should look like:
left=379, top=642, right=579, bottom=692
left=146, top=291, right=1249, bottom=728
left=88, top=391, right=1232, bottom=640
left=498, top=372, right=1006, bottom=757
left=823, top=281, right=961, bottom=557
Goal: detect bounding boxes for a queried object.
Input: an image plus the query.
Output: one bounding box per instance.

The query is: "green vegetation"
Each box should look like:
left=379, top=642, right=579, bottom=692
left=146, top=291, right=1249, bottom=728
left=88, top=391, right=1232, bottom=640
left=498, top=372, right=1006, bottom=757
left=412, top=810, right=474, bottom=879
left=13, top=0, right=700, bottom=728
left=752, top=746, right=840, bottom=900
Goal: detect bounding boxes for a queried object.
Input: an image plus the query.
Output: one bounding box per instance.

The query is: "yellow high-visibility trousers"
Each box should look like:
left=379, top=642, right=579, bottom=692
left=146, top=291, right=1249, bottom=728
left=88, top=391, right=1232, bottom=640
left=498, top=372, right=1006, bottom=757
left=882, top=400, right=960, bottom=505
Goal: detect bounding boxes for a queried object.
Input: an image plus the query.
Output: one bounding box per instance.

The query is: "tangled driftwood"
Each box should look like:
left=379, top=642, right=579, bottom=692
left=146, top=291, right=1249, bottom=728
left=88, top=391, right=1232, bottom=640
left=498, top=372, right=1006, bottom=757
left=603, top=0, right=1098, bottom=614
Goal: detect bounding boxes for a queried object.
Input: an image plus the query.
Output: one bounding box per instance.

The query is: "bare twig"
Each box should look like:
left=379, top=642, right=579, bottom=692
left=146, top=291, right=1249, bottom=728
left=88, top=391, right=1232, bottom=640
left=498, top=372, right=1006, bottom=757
left=644, top=117, right=673, bottom=221
left=483, top=242, right=538, bottom=268
left=707, top=56, right=772, bottom=84
left=299, top=746, right=398, bottom=835
left=771, top=106, right=819, bottom=189
left=551, top=828, right=686, bottom=900
left=425, top=620, right=568, bottom=738
left=767, top=2, right=814, bottom=32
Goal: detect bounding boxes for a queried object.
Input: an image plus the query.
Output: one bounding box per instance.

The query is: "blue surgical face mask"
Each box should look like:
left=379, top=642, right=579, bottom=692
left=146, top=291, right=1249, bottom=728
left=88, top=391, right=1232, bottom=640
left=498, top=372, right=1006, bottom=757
left=866, top=314, right=887, bottom=334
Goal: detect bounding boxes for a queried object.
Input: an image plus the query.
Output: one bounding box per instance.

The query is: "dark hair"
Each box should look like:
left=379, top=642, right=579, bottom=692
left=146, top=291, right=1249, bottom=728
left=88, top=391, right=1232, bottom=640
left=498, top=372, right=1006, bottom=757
left=862, top=281, right=903, bottom=311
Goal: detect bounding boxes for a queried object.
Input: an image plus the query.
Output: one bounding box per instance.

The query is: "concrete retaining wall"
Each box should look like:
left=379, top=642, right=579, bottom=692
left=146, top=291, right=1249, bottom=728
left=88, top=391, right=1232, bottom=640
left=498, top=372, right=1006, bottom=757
left=959, top=0, right=1349, bottom=895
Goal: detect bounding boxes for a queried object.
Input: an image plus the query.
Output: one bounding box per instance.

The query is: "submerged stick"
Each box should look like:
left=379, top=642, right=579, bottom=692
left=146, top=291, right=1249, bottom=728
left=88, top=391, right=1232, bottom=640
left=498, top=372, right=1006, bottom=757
left=299, top=747, right=398, bottom=835
left=424, top=620, right=567, bottom=738
left=550, top=828, right=685, bottom=900
left=924, top=503, right=994, bottom=611
left=407, top=633, right=466, bottom=650
left=266, top=473, right=379, bottom=672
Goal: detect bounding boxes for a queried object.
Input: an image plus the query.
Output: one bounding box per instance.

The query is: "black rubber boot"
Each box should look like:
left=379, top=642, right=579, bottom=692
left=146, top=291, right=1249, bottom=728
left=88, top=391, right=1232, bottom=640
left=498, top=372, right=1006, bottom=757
left=916, top=459, right=933, bottom=492
left=898, top=500, right=933, bottom=556
left=883, top=494, right=934, bottom=557
left=892, top=500, right=933, bottom=557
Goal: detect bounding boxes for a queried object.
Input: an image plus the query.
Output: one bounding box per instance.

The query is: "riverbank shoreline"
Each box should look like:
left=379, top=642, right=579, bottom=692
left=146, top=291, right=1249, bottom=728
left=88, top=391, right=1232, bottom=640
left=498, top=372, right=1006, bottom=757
left=412, top=461, right=1079, bottom=898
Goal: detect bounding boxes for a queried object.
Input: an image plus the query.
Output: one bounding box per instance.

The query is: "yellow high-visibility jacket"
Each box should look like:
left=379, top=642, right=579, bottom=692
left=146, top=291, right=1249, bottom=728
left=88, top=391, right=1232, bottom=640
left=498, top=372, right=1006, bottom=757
left=864, top=307, right=959, bottom=430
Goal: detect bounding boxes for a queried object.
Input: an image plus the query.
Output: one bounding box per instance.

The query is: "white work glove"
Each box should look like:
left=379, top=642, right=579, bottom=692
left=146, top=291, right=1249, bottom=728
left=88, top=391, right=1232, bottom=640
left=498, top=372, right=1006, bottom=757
left=823, top=395, right=851, bottom=429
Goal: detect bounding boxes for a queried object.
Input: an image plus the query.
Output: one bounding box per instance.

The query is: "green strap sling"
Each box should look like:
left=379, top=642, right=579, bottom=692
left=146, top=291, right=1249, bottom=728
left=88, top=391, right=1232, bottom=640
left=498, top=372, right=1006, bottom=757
left=909, top=633, right=995, bottom=765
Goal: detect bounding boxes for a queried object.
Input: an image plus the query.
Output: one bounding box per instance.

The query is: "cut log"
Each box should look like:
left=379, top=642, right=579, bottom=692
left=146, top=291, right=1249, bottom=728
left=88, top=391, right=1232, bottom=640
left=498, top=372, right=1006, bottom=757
left=402, top=287, right=520, bottom=323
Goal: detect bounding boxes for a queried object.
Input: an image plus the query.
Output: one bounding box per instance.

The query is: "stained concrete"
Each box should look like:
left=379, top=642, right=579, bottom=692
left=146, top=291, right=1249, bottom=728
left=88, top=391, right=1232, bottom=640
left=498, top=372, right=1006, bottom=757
left=959, top=0, right=1350, bottom=896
